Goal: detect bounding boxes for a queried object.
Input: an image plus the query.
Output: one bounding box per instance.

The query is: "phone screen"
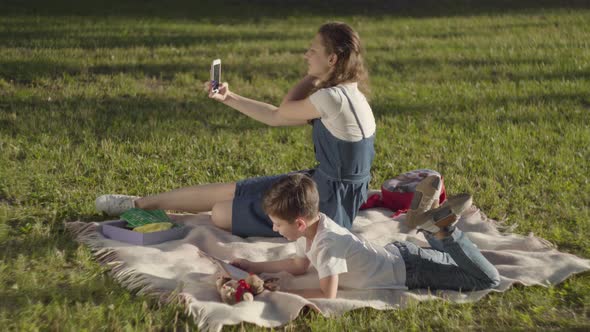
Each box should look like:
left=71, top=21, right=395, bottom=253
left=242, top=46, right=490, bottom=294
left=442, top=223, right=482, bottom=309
left=213, top=64, right=220, bottom=83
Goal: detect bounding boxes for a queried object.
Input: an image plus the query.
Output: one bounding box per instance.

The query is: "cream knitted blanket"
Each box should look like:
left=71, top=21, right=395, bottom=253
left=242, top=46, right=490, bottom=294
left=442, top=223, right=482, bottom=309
left=66, top=202, right=590, bottom=331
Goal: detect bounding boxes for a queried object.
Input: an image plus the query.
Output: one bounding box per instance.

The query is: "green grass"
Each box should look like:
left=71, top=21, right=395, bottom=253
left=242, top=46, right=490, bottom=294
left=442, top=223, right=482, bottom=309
left=1, top=0, right=589, bottom=330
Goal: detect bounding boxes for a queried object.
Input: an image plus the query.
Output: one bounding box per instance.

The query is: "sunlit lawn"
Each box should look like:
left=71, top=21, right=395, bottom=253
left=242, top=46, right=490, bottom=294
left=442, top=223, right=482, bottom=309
left=1, top=1, right=589, bottom=330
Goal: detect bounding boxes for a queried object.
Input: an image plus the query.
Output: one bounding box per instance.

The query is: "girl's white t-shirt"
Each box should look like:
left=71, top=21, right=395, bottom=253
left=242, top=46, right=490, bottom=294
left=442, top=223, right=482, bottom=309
left=295, top=213, right=407, bottom=290
left=308, top=82, right=376, bottom=142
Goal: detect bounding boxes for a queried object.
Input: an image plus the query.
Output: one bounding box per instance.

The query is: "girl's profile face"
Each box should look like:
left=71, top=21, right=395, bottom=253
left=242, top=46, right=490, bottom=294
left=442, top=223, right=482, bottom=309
left=304, top=34, right=334, bottom=79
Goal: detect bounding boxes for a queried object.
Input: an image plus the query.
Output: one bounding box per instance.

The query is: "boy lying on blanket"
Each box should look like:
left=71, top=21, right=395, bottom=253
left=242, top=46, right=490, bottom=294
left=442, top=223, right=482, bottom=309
left=231, top=173, right=500, bottom=299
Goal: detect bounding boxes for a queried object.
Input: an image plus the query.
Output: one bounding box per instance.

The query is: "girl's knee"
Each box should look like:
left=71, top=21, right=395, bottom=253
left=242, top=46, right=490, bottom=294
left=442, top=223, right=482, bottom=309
left=211, top=201, right=233, bottom=231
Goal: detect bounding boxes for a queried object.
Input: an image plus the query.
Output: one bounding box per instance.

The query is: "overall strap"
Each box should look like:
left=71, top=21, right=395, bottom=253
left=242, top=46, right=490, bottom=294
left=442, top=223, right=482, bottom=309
left=337, top=85, right=366, bottom=139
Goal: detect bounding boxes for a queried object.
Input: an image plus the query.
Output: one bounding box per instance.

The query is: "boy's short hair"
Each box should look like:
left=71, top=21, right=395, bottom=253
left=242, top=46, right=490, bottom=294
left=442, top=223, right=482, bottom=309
left=262, top=173, right=320, bottom=223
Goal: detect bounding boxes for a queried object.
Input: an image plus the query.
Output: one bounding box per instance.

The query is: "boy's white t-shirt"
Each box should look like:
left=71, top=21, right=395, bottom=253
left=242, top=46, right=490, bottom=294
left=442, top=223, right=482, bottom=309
left=308, top=82, right=376, bottom=142
left=295, top=213, right=407, bottom=290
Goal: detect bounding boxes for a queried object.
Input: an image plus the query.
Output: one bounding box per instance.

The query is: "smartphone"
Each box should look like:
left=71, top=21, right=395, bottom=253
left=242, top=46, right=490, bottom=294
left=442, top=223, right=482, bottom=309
left=210, top=59, right=221, bottom=93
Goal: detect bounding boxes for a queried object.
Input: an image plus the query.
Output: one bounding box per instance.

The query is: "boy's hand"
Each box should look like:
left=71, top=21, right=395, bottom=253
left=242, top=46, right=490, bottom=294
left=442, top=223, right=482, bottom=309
left=230, top=258, right=252, bottom=272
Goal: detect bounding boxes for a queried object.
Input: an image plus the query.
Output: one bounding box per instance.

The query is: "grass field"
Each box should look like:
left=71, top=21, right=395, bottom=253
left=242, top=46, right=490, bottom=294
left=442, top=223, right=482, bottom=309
left=1, top=0, right=589, bottom=330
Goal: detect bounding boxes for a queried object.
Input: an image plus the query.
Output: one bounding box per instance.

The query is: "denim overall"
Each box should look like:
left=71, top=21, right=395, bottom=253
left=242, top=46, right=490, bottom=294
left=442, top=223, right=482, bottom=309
left=232, top=86, right=375, bottom=237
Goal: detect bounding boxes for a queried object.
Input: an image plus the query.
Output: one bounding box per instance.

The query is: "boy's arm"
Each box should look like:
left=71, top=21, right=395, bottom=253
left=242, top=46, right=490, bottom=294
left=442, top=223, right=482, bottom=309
left=285, top=274, right=339, bottom=299
left=233, top=257, right=310, bottom=276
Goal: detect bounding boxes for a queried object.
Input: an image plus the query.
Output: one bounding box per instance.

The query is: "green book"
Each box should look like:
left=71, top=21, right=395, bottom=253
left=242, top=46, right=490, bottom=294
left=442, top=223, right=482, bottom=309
left=121, top=208, right=171, bottom=228
left=148, top=209, right=169, bottom=221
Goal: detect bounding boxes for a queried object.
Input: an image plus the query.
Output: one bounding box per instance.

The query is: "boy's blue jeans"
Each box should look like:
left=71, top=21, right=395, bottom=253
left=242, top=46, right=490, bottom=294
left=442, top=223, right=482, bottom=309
left=392, top=229, right=500, bottom=291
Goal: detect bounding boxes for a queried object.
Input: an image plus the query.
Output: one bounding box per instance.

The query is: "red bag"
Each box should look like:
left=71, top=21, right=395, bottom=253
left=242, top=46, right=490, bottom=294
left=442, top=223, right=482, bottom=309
left=361, top=169, right=446, bottom=216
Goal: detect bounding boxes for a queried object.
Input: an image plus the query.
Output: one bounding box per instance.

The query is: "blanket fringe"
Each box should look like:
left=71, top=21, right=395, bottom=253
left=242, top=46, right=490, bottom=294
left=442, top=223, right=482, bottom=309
left=64, top=221, right=200, bottom=326
left=528, top=233, right=556, bottom=249
left=471, top=209, right=556, bottom=249
left=475, top=208, right=511, bottom=232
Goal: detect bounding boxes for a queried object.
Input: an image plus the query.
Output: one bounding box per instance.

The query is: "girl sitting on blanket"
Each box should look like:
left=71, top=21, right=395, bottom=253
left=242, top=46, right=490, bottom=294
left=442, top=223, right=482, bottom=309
left=95, top=22, right=376, bottom=238
left=231, top=173, right=500, bottom=299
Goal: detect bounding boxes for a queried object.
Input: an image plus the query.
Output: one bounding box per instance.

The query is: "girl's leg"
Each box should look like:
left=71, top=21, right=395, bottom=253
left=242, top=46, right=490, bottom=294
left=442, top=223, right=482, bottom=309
left=211, top=200, right=233, bottom=231
left=97, top=183, right=236, bottom=231
left=136, top=182, right=236, bottom=214
left=140, top=183, right=235, bottom=231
